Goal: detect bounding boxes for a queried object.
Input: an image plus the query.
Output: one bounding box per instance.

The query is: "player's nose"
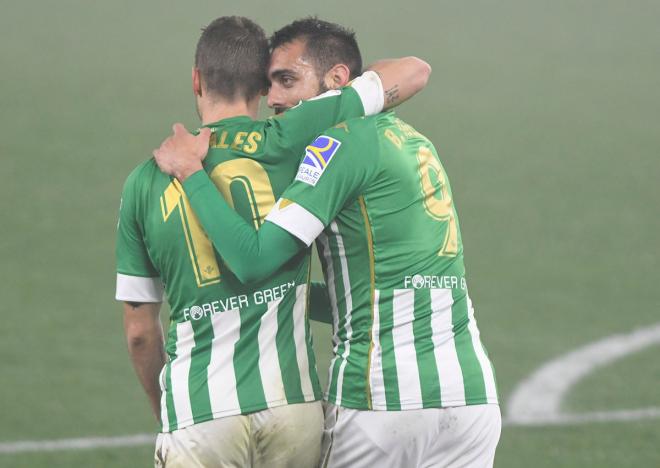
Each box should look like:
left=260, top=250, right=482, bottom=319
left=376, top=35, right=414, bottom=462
left=267, top=86, right=283, bottom=110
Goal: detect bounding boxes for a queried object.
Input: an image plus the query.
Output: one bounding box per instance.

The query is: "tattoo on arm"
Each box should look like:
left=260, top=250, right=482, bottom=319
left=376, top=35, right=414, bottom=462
left=385, top=84, right=400, bottom=105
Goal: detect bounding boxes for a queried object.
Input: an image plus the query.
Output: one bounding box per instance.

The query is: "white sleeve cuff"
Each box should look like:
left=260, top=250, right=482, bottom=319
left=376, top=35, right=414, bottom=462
left=116, top=273, right=164, bottom=302
left=265, top=199, right=325, bottom=247
left=350, top=70, right=385, bottom=116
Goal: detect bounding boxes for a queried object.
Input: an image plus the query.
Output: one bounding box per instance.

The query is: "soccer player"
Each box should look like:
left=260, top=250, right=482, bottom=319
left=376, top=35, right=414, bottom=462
left=116, top=16, right=430, bottom=468
left=153, top=17, right=500, bottom=467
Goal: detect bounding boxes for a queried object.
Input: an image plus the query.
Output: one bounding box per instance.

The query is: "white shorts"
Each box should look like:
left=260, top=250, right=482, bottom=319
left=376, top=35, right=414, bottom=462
left=155, top=401, right=323, bottom=468
left=321, top=403, right=501, bottom=468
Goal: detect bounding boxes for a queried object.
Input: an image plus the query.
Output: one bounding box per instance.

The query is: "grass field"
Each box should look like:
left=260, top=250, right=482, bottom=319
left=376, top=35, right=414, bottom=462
left=1, top=0, right=659, bottom=466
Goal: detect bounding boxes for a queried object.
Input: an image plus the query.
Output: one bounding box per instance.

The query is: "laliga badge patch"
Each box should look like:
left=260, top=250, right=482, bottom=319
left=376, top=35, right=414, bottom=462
left=295, top=135, right=342, bottom=186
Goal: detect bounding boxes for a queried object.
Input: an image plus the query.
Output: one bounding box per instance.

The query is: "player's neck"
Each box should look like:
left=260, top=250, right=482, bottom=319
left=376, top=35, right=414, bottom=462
left=199, top=96, right=260, bottom=125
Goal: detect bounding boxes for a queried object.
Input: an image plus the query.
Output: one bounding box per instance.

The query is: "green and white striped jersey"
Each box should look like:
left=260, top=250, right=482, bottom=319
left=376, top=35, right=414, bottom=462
left=115, top=76, right=385, bottom=432
left=267, top=112, right=498, bottom=410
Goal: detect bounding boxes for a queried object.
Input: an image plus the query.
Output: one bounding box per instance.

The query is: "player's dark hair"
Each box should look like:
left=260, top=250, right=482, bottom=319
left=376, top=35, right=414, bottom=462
left=270, top=17, right=362, bottom=80
left=195, top=16, right=269, bottom=101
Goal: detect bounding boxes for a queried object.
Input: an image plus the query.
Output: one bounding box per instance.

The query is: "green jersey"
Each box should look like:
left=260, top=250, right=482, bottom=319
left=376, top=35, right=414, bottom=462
left=266, top=112, right=498, bottom=410
left=115, top=78, right=384, bottom=432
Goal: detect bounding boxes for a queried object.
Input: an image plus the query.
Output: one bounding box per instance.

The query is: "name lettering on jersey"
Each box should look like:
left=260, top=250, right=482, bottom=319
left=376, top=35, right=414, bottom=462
left=210, top=130, right=262, bottom=154
left=181, top=281, right=296, bottom=321
left=295, top=135, right=342, bottom=186
left=384, top=118, right=425, bottom=150
left=384, top=129, right=402, bottom=149
left=404, top=274, right=466, bottom=290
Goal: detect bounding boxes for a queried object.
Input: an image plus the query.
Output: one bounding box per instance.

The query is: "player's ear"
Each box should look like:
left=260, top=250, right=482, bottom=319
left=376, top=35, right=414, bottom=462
left=323, top=63, right=351, bottom=90
left=192, top=67, right=202, bottom=97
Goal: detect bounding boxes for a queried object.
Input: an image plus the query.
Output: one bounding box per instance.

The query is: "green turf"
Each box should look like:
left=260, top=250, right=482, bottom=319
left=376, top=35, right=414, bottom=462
left=499, top=421, right=660, bottom=467
left=1, top=0, right=659, bottom=466
left=567, top=345, right=660, bottom=412
left=1, top=446, right=154, bottom=468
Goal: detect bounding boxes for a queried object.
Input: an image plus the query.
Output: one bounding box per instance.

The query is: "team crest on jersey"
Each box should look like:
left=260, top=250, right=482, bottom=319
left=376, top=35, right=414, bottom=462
left=295, top=135, right=341, bottom=186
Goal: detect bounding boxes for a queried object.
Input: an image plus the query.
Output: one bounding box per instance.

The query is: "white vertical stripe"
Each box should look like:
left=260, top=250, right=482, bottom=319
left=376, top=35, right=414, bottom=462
left=258, top=299, right=286, bottom=404
left=329, top=221, right=353, bottom=406
left=335, top=352, right=349, bottom=405
left=171, top=321, right=195, bottom=426
left=318, top=233, right=342, bottom=398
left=369, top=290, right=387, bottom=409
left=391, top=289, right=423, bottom=409
left=207, top=308, right=241, bottom=415
left=430, top=289, right=466, bottom=406
left=158, top=365, right=169, bottom=432
left=293, top=285, right=315, bottom=398
left=466, top=296, right=498, bottom=403
left=317, top=234, right=340, bottom=341
left=330, top=221, right=353, bottom=323
left=159, top=393, right=169, bottom=432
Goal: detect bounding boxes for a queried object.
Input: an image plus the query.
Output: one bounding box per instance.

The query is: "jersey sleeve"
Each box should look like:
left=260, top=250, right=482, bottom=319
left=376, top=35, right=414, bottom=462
left=115, top=169, right=164, bottom=302
left=265, top=119, right=380, bottom=246
left=262, top=71, right=384, bottom=158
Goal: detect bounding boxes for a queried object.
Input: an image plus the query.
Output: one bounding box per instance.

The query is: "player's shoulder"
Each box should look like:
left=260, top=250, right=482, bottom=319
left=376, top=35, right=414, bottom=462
left=125, top=158, right=160, bottom=180
left=377, top=113, right=427, bottom=140
left=122, top=158, right=162, bottom=193
left=297, top=116, right=382, bottom=179
left=317, top=114, right=380, bottom=146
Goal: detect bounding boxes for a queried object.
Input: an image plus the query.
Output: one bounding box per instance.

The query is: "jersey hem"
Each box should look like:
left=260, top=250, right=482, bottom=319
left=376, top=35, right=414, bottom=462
left=116, top=270, right=160, bottom=278
left=116, top=273, right=164, bottom=302
left=161, top=393, right=321, bottom=433
left=266, top=201, right=324, bottom=246
left=278, top=198, right=330, bottom=235
left=324, top=396, right=499, bottom=411
left=350, top=71, right=385, bottom=115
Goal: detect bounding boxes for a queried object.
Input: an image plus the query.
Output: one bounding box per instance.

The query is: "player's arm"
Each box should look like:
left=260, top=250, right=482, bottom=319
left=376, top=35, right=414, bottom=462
left=116, top=170, right=166, bottom=423
left=153, top=56, right=430, bottom=178
left=265, top=55, right=431, bottom=155
left=367, top=57, right=432, bottom=109
left=179, top=177, right=303, bottom=283
left=123, top=301, right=165, bottom=423
left=269, top=55, right=432, bottom=145
left=180, top=125, right=377, bottom=284
left=262, top=56, right=430, bottom=155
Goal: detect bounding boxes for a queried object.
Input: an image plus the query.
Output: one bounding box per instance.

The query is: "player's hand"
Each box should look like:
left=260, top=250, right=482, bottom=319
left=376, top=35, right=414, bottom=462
left=153, top=123, right=212, bottom=182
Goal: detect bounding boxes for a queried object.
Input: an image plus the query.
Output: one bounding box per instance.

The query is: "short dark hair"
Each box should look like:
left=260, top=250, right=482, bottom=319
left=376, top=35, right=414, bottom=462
left=195, top=16, right=269, bottom=101
left=270, top=17, right=362, bottom=80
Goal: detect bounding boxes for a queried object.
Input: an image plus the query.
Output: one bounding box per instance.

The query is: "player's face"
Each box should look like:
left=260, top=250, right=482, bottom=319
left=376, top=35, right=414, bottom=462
left=267, top=39, right=324, bottom=114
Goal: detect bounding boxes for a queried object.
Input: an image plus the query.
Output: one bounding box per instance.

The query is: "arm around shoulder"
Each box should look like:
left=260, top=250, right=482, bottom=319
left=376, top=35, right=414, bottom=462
left=366, top=56, right=432, bottom=109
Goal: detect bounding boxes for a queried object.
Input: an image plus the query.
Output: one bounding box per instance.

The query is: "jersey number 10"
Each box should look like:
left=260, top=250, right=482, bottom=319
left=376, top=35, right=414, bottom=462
left=160, top=159, right=277, bottom=287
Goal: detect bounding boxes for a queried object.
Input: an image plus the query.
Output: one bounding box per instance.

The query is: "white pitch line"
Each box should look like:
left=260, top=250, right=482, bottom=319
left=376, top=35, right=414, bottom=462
left=506, top=322, right=660, bottom=426
left=504, top=407, right=660, bottom=427
left=0, top=433, right=154, bottom=455
left=4, top=325, right=660, bottom=455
